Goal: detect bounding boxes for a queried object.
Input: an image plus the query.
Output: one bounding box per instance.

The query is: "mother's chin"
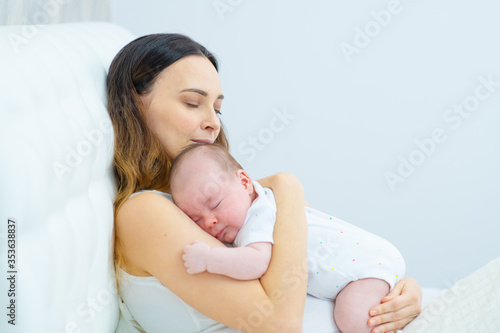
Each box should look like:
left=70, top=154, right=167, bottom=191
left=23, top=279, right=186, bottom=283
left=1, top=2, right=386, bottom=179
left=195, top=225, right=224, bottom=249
left=190, top=139, right=215, bottom=144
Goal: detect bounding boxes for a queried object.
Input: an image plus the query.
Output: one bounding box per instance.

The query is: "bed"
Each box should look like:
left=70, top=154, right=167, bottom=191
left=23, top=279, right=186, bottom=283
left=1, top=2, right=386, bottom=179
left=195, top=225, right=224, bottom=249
left=0, top=22, right=498, bottom=333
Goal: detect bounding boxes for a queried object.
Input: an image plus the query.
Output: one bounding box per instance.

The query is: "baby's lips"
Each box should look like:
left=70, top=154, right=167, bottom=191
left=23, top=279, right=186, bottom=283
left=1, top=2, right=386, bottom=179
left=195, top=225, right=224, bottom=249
left=215, top=227, right=225, bottom=240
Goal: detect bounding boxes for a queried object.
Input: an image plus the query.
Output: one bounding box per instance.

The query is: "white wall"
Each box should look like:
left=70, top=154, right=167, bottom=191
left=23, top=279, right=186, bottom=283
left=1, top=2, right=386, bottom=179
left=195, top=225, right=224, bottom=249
left=111, top=0, right=500, bottom=288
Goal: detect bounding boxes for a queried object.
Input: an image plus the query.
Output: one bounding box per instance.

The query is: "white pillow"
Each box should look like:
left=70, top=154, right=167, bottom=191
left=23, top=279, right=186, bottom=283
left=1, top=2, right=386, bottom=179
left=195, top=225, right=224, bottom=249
left=402, top=256, right=500, bottom=333
left=0, top=22, right=135, bottom=333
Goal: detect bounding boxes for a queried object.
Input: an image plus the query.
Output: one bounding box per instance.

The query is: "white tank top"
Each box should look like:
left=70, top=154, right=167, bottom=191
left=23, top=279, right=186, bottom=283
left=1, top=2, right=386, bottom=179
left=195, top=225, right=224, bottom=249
left=115, top=190, right=239, bottom=333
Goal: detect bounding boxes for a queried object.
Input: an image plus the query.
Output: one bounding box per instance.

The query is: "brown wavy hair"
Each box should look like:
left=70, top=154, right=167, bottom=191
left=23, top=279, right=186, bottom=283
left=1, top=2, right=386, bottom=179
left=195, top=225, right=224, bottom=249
left=106, top=33, right=229, bottom=284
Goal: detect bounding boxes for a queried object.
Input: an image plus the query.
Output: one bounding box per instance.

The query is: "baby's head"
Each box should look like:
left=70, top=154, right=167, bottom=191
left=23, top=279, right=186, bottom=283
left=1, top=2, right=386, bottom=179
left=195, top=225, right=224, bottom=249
left=169, top=144, right=257, bottom=242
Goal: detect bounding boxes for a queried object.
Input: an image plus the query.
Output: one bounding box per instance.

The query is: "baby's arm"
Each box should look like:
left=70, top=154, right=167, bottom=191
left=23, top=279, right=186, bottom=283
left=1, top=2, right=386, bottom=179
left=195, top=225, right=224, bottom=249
left=182, top=241, right=272, bottom=280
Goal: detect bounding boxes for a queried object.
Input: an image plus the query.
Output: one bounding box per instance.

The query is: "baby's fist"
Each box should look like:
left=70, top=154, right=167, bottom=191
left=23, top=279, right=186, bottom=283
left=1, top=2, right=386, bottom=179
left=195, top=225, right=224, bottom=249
left=182, top=240, right=211, bottom=274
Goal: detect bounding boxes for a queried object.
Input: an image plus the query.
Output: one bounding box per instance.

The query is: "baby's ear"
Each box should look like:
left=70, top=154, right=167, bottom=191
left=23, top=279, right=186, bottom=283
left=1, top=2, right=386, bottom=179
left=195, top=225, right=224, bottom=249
left=236, top=169, right=253, bottom=194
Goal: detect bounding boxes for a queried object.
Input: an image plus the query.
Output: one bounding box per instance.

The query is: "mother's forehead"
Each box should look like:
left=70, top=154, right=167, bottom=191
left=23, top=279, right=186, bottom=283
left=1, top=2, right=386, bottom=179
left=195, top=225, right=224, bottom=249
left=154, top=55, right=221, bottom=89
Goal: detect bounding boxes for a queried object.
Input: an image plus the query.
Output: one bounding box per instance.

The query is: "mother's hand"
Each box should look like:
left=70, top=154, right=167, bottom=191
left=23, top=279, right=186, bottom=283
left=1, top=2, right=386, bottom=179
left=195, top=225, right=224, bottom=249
left=257, top=171, right=300, bottom=187
left=257, top=172, right=305, bottom=201
left=368, top=277, right=422, bottom=333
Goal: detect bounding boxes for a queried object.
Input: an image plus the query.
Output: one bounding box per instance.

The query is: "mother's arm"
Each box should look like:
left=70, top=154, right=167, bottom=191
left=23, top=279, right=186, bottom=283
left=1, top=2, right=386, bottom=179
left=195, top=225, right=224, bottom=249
left=116, top=172, right=308, bottom=333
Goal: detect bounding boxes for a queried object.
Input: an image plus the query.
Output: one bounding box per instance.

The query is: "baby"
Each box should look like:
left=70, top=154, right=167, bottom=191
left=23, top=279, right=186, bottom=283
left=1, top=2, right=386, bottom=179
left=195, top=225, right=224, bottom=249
left=169, top=143, right=405, bottom=333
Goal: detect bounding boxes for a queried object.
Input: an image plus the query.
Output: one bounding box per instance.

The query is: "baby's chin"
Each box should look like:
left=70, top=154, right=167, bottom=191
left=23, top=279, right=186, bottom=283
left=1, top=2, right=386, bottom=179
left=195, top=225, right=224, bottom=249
left=223, top=230, right=238, bottom=243
left=223, top=236, right=236, bottom=243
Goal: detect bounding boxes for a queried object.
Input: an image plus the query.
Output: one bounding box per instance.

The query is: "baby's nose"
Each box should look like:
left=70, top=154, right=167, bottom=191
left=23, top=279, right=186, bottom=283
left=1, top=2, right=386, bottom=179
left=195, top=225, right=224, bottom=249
left=205, top=217, right=217, bottom=231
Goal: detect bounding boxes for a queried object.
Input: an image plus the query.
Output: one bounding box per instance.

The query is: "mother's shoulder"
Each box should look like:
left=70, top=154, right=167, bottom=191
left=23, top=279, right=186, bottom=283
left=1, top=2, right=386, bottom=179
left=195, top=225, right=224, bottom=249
left=115, top=191, right=182, bottom=232
left=130, top=189, right=172, bottom=201
left=115, top=191, right=188, bottom=275
left=118, top=190, right=177, bottom=220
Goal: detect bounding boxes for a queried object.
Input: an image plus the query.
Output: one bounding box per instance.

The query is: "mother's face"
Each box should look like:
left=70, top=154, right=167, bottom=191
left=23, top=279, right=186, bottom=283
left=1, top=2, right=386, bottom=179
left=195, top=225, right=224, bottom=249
left=141, top=55, right=223, bottom=158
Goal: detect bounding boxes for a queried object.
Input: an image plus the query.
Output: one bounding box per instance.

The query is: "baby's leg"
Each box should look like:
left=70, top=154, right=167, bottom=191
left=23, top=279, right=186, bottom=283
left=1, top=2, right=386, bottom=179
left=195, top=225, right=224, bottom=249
left=334, top=278, right=389, bottom=333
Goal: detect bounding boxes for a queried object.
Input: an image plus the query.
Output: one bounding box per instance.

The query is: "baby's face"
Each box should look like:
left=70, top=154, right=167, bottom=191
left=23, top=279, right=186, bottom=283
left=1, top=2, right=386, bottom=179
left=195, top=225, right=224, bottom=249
left=172, top=159, right=254, bottom=243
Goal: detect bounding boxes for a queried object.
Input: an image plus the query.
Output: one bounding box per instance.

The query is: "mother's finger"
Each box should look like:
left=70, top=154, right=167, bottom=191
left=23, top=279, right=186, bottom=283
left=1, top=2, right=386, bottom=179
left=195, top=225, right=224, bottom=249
left=371, top=287, right=421, bottom=318
left=371, top=319, right=408, bottom=333
left=368, top=303, right=415, bottom=327
left=370, top=294, right=405, bottom=316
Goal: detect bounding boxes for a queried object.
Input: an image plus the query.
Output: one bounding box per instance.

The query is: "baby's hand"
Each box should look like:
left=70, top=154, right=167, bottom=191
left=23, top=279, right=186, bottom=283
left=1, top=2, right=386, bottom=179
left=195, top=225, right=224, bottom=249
left=182, top=240, right=211, bottom=274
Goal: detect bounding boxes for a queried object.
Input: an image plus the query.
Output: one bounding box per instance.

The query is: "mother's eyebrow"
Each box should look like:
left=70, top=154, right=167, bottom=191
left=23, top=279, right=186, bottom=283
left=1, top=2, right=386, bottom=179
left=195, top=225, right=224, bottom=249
left=179, top=88, right=224, bottom=100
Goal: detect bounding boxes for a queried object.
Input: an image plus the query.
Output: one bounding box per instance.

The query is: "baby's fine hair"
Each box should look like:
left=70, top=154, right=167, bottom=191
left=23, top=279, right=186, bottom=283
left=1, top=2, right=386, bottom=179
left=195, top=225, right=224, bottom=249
left=169, top=143, right=244, bottom=183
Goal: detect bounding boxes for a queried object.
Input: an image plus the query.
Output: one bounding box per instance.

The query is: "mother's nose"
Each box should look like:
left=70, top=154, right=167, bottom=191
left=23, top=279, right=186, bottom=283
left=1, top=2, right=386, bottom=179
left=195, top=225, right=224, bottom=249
left=200, top=108, right=220, bottom=133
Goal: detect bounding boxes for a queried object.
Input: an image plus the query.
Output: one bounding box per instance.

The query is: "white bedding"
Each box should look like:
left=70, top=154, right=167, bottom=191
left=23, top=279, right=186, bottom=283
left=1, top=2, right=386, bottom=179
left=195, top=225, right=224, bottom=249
left=0, top=22, right=135, bottom=333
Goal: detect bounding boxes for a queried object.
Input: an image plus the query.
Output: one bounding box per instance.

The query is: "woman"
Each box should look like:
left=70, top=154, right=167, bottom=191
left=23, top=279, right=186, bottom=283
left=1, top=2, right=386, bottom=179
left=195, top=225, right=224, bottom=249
left=107, top=33, right=421, bottom=333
